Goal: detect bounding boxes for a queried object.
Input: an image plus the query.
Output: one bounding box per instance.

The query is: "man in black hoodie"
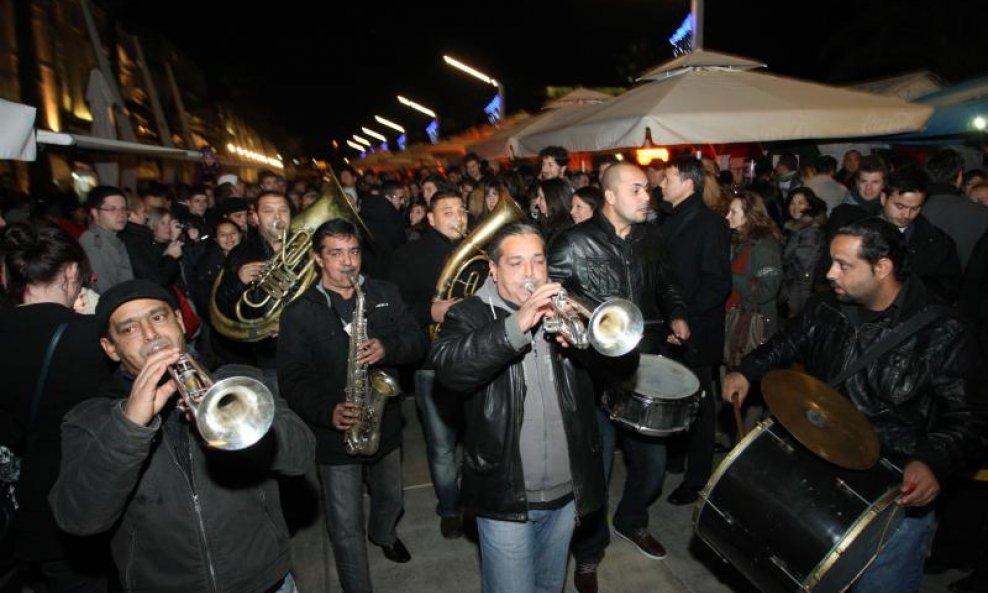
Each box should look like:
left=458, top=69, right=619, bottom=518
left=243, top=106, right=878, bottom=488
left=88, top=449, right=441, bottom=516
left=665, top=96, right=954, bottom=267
left=50, top=280, right=315, bottom=593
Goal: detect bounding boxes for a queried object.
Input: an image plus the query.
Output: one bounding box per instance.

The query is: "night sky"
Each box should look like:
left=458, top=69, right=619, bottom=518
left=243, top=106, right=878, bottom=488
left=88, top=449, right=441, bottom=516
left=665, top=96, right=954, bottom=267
left=116, top=0, right=988, bottom=159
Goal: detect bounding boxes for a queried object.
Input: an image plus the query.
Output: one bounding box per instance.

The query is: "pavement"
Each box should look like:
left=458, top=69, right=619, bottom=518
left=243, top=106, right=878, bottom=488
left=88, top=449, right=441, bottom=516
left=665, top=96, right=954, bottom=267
left=288, top=396, right=972, bottom=593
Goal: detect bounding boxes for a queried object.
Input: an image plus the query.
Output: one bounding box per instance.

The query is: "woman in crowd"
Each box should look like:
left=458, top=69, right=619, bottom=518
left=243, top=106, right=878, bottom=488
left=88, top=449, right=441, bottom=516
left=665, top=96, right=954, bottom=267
left=724, top=191, right=784, bottom=360
left=0, top=223, right=114, bottom=593
left=570, top=186, right=600, bottom=224
left=781, top=187, right=827, bottom=318
left=406, top=199, right=429, bottom=241
left=533, top=177, right=574, bottom=242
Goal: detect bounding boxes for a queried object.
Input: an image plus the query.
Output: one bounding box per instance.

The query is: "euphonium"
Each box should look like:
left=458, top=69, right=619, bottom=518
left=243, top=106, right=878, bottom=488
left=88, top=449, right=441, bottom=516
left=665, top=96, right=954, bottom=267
left=209, top=168, right=370, bottom=342
left=144, top=338, right=275, bottom=450
left=523, top=281, right=644, bottom=357
left=344, top=273, right=400, bottom=456
left=429, top=194, right=526, bottom=338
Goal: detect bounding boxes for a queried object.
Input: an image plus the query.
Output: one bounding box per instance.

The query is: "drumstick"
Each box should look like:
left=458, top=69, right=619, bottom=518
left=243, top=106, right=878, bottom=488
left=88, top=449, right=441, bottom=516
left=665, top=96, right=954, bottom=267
left=731, top=391, right=746, bottom=442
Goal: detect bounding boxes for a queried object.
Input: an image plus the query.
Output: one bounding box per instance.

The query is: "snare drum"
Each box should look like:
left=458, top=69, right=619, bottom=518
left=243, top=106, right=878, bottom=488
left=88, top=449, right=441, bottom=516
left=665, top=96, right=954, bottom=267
left=602, top=354, right=700, bottom=436
left=694, top=419, right=904, bottom=593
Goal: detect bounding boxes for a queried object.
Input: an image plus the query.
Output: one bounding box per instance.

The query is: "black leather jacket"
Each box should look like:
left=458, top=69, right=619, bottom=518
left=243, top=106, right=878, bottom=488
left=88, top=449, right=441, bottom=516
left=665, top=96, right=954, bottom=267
left=430, top=295, right=605, bottom=521
left=740, top=278, right=988, bottom=480
left=548, top=210, right=687, bottom=353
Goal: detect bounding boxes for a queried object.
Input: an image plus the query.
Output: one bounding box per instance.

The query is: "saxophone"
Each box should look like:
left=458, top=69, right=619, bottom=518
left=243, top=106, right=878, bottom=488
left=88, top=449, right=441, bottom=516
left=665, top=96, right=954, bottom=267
left=344, top=273, right=401, bottom=456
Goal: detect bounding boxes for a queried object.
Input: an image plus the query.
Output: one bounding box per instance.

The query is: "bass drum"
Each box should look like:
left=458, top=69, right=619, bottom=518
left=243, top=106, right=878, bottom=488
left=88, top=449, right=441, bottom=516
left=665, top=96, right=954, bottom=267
left=602, top=354, right=700, bottom=436
left=693, top=419, right=904, bottom=593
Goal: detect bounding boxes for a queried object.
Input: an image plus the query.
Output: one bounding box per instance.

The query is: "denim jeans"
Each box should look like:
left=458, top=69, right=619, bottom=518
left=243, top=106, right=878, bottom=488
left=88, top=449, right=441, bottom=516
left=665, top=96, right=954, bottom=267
left=271, top=573, right=299, bottom=593
left=318, top=449, right=403, bottom=593
left=477, top=500, right=576, bottom=593
left=571, top=409, right=666, bottom=564
left=414, top=369, right=461, bottom=517
left=852, top=509, right=936, bottom=593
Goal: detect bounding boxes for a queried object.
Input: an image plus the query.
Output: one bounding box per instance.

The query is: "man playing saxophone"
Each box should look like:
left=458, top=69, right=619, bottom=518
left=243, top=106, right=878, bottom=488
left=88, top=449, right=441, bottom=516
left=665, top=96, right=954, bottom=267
left=278, top=219, right=425, bottom=593
left=49, top=279, right=315, bottom=593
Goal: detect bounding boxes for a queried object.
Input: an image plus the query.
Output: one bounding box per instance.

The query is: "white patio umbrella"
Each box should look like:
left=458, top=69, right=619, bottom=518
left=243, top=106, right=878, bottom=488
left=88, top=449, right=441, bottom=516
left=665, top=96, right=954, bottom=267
left=518, top=50, right=934, bottom=153
left=469, top=87, right=614, bottom=160
left=0, top=99, right=38, bottom=161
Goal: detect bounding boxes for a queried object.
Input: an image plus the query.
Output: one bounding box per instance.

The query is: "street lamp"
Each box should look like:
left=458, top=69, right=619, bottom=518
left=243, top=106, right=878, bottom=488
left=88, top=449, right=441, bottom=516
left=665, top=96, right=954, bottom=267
left=352, top=134, right=371, bottom=147
left=442, top=54, right=505, bottom=120
left=361, top=127, right=387, bottom=142
left=346, top=140, right=366, bottom=152
left=374, top=115, right=405, bottom=134
left=397, top=95, right=438, bottom=119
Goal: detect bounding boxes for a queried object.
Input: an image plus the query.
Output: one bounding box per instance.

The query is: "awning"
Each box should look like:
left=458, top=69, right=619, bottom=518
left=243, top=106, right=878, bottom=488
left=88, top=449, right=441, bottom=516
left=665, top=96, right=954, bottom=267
left=0, top=99, right=38, bottom=161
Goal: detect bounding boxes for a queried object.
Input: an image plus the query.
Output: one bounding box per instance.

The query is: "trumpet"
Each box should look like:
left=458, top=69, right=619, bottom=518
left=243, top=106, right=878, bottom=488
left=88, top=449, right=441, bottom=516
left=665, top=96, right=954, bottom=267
left=146, top=339, right=275, bottom=450
left=524, top=282, right=644, bottom=357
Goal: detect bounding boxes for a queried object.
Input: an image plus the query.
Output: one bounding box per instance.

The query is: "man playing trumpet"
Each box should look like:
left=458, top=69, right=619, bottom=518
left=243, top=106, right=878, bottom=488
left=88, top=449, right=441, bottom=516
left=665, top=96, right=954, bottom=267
left=50, top=279, right=315, bottom=593
left=430, top=222, right=605, bottom=593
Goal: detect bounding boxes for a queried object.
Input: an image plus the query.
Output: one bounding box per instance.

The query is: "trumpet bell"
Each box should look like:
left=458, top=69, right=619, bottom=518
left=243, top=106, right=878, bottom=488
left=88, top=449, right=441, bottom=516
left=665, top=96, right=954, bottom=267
left=588, top=298, right=644, bottom=357
left=196, top=376, right=276, bottom=451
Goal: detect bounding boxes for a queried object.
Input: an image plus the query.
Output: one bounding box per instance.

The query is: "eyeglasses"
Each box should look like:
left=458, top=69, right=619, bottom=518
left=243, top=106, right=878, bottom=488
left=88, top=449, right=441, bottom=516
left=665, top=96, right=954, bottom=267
left=97, top=206, right=129, bottom=214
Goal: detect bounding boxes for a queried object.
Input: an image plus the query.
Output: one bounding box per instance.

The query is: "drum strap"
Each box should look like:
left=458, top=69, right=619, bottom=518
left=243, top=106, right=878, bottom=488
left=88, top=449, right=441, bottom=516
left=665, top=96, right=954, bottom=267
left=827, top=306, right=949, bottom=388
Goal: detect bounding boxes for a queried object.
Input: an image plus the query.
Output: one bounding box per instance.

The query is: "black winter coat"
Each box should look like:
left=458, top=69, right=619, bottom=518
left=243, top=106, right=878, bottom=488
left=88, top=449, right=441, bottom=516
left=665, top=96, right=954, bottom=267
left=49, top=370, right=315, bottom=593
left=119, top=222, right=180, bottom=289
left=658, top=194, right=732, bottom=366
left=430, top=297, right=605, bottom=521
left=548, top=210, right=687, bottom=339
left=782, top=215, right=826, bottom=318
left=740, top=278, right=988, bottom=480
left=904, top=215, right=962, bottom=304
left=387, top=227, right=460, bottom=330
left=277, top=278, right=426, bottom=465
left=0, top=305, right=113, bottom=560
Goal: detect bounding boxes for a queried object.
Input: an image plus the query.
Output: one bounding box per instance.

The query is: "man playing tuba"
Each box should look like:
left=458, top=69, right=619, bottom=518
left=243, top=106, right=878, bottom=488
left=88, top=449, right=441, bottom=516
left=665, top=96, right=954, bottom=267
left=278, top=220, right=426, bottom=593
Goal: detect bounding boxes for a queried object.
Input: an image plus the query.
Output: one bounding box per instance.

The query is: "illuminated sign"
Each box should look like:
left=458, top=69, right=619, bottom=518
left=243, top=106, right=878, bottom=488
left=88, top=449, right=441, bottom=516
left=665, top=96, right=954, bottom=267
left=484, top=93, right=503, bottom=124
left=426, top=119, right=440, bottom=144
left=668, top=13, right=694, bottom=56
left=397, top=134, right=407, bottom=151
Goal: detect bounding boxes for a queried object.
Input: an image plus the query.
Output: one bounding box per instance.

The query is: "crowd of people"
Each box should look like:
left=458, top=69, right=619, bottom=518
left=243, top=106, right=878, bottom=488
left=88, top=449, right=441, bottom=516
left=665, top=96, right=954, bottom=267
left=0, top=142, right=986, bottom=593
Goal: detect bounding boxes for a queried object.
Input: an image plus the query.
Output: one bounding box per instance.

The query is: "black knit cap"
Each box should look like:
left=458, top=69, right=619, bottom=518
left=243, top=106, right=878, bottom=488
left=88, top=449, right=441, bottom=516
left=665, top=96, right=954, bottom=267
left=95, top=279, right=177, bottom=337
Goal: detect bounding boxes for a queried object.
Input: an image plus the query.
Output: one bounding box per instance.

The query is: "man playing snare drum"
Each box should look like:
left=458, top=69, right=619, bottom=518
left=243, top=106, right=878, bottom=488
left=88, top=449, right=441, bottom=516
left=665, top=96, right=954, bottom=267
left=723, top=217, right=988, bottom=593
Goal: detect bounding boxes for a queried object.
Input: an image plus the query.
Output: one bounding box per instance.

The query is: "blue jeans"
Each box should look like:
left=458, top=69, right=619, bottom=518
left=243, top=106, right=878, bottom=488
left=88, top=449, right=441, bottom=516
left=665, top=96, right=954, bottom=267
left=271, top=573, right=299, bottom=593
left=477, top=500, right=576, bottom=593
left=318, top=449, right=403, bottom=593
left=414, top=369, right=461, bottom=517
left=852, top=509, right=936, bottom=593
left=571, top=409, right=666, bottom=564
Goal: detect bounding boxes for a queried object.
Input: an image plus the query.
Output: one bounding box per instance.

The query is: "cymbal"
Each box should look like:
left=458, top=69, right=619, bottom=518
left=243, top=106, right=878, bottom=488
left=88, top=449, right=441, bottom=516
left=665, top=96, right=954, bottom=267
left=762, top=369, right=880, bottom=470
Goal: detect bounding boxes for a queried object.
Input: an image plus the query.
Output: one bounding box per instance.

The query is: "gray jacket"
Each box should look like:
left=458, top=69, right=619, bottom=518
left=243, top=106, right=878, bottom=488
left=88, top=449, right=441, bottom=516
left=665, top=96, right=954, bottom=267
left=79, top=224, right=134, bottom=293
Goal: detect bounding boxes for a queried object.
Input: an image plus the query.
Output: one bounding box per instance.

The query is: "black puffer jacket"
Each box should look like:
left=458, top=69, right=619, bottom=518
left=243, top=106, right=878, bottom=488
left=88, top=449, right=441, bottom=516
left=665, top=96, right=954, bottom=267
left=430, top=293, right=605, bottom=521
left=740, top=278, right=988, bottom=480
left=782, top=214, right=826, bottom=318
left=49, top=370, right=316, bottom=593
left=548, top=210, right=687, bottom=354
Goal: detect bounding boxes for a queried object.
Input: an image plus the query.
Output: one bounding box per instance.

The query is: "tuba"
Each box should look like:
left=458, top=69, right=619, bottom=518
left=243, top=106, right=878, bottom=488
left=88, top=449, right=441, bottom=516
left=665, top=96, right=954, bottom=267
left=429, top=194, right=526, bottom=338
left=210, top=168, right=370, bottom=342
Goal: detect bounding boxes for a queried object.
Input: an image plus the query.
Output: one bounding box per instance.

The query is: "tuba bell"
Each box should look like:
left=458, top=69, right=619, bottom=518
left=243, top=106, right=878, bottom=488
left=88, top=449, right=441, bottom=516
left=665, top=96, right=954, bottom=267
left=429, top=193, right=526, bottom=338
left=209, top=167, right=371, bottom=342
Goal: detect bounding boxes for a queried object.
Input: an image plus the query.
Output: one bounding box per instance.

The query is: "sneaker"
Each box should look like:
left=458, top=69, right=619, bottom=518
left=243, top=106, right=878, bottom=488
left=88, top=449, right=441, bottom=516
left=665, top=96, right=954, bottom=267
left=440, top=515, right=463, bottom=539
left=573, top=562, right=598, bottom=593
left=613, top=526, right=667, bottom=560
left=373, top=538, right=411, bottom=563
left=666, top=484, right=700, bottom=506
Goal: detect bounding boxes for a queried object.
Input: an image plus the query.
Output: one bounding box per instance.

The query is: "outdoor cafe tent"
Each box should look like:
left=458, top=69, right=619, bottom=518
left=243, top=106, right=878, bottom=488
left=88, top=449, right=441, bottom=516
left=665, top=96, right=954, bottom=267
left=0, top=99, right=38, bottom=160
left=517, top=50, right=934, bottom=153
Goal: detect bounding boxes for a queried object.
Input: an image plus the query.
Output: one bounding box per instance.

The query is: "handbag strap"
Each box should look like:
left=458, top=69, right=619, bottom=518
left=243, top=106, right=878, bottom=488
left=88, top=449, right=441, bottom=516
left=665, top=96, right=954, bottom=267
left=827, top=306, right=948, bottom=388
left=30, top=321, right=68, bottom=428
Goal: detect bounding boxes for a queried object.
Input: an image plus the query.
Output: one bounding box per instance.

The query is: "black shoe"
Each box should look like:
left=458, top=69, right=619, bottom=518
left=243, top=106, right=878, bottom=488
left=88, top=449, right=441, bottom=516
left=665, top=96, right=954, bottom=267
left=667, top=484, right=700, bottom=506
left=574, top=562, right=598, bottom=593
left=950, top=571, right=988, bottom=593
left=374, top=538, right=411, bottom=563
left=613, top=526, right=667, bottom=560
left=440, top=515, right=463, bottom=539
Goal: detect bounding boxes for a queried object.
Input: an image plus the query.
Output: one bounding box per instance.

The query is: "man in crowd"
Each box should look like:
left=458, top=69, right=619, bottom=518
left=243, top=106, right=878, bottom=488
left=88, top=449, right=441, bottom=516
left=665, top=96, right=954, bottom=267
left=463, top=152, right=489, bottom=185
left=388, top=190, right=470, bottom=538
left=803, top=155, right=849, bottom=212
left=213, top=191, right=292, bottom=374
left=78, top=186, right=134, bottom=294
left=837, top=149, right=862, bottom=188
left=773, top=153, right=801, bottom=198
left=278, top=220, right=425, bottom=593
left=539, top=146, right=569, bottom=181
left=658, top=155, right=732, bottom=506
left=431, top=223, right=605, bottom=593
left=922, top=148, right=988, bottom=269
left=831, top=156, right=888, bottom=229
left=338, top=166, right=361, bottom=209
left=550, top=161, right=689, bottom=593
left=723, top=218, right=988, bottom=593
left=50, top=279, right=315, bottom=593
left=878, top=168, right=961, bottom=303
left=360, top=180, right=408, bottom=255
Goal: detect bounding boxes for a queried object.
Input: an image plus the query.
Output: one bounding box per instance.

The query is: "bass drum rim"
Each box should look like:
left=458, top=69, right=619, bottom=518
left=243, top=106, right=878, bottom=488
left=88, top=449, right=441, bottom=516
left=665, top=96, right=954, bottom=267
left=693, top=418, right=905, bottom=593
